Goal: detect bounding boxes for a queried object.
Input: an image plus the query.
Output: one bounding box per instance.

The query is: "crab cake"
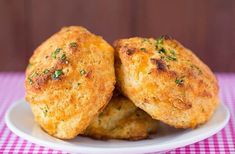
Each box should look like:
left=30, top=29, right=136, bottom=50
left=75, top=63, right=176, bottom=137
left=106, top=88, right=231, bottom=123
left=114, top=36, right=219, bottom=128
left=83, top=95, right=158, bottom=140
left=25, top=26, right=115, bottom=139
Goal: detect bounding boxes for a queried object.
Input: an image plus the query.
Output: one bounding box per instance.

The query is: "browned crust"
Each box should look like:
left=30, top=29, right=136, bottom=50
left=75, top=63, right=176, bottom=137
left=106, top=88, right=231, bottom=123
left=83, top=95, right=158, bottom=140
left=114, top=37, right=219, bottom=128
left=25, top=26, right=115, bottom=139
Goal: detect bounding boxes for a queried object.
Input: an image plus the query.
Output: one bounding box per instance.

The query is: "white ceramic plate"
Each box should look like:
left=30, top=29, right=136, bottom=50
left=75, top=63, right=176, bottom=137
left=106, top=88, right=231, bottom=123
left=5, top=99, right=230, bottom=154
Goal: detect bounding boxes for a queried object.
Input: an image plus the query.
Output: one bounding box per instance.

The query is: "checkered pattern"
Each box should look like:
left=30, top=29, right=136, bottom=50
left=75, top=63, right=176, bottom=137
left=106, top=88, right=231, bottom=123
left=0, top=73, right=234, bottom=153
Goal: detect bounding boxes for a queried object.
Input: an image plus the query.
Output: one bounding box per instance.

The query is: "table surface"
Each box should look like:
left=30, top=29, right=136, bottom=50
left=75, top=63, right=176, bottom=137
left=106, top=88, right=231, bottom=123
left=0, top=73, right=234, bottom=154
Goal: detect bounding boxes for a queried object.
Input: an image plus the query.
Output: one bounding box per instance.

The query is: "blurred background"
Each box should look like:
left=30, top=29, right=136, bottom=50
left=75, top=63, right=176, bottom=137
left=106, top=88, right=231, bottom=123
left=0, top=0, right=234, bottom=72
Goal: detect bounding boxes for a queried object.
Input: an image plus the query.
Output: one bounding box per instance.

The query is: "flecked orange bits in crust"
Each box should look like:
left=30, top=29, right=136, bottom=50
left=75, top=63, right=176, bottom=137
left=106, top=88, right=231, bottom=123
left=25, top=26, right=115, bottom=139
left=114, top=36, right=219, bottom=128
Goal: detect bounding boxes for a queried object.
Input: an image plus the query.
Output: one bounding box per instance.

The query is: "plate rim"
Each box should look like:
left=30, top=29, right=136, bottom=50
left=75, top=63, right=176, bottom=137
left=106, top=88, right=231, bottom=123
left=5, top=99, right=230, bottom=154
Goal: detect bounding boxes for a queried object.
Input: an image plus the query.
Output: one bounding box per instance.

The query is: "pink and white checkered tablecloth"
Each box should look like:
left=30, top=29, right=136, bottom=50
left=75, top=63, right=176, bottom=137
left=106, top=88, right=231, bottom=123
left=0, top=73, right=234, bottom=153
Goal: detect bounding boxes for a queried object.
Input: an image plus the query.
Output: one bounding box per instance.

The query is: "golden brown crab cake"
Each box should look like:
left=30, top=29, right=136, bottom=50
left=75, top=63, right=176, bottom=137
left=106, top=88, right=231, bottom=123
left=25, top=26, right=115, bottom=139
left=83, top=95, right=158, bottom=140
left=114, top=36, right=219, bottom=128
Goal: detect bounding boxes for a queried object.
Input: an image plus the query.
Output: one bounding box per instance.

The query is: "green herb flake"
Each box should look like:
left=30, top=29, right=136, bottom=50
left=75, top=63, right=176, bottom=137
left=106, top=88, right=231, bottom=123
left=28, top=77, right=33, bottom=85
left=61, top=53, right=66, bottom=60
left=170, top=49, right=175, bottom=55
left=43, top=69, right=50, bottom=74
left=51, top=48, right=61, bottom=59
left=175, top=76, right=185, bottom=85
left=51, top=69, right=63, bottom=79
left=28, top=72, right=39, bottom=85
left=158, top=48, right=166, bottom=54
left=77, top=82, right=81, bottom=86
left=30, top=72, right=39, bottom=78
left=160, top=56, right=165, bottom=60
left=140, top=48, right=146, bottom=52
left=41, top=105, right=49, bottom=117
left=156, top=36, right=164, bottom=46
left=80, top=69, right=86, bottom=75
left=166, top=55, right=177, bottom=61
left=69, top=42, right=77, bottom=48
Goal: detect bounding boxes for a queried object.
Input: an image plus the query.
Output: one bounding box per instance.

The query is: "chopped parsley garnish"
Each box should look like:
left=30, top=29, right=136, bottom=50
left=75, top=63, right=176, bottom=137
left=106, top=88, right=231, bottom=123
left=166, top=55, right=177, bottom=61
left=140, top=48, right=146, bottom=52
left=61, top=53, right=66, bottom=60
left=158, top=48, right=166, bottom=54
left=28, top=77, right=33, bottom=85
left=156, top=36, right=164, bottom=45
left=30, top=72, right=39, bottom=78
left=69, top=42, right=77, bottom=48
left=28, top=72, right=39, bottom=85
left=77, top=82, right=81, bottom=86
left=170, top=49, right=175, bottom=55
left=43, top=69, right=50, bottom=74
left=51, top=48, right=61, bottom=59
left=158, top=48, right=177, bottom=61
left=41, top=105, right=49, bottom=116
left=175, top=76, right=185, bottom=85
left=51, top=69, right=63, bottom=79
left=155, top=36, right=178, bottom=62
left=175, top=79, right=184, bottom=85
left=80, top=69, right=86, bottom=75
